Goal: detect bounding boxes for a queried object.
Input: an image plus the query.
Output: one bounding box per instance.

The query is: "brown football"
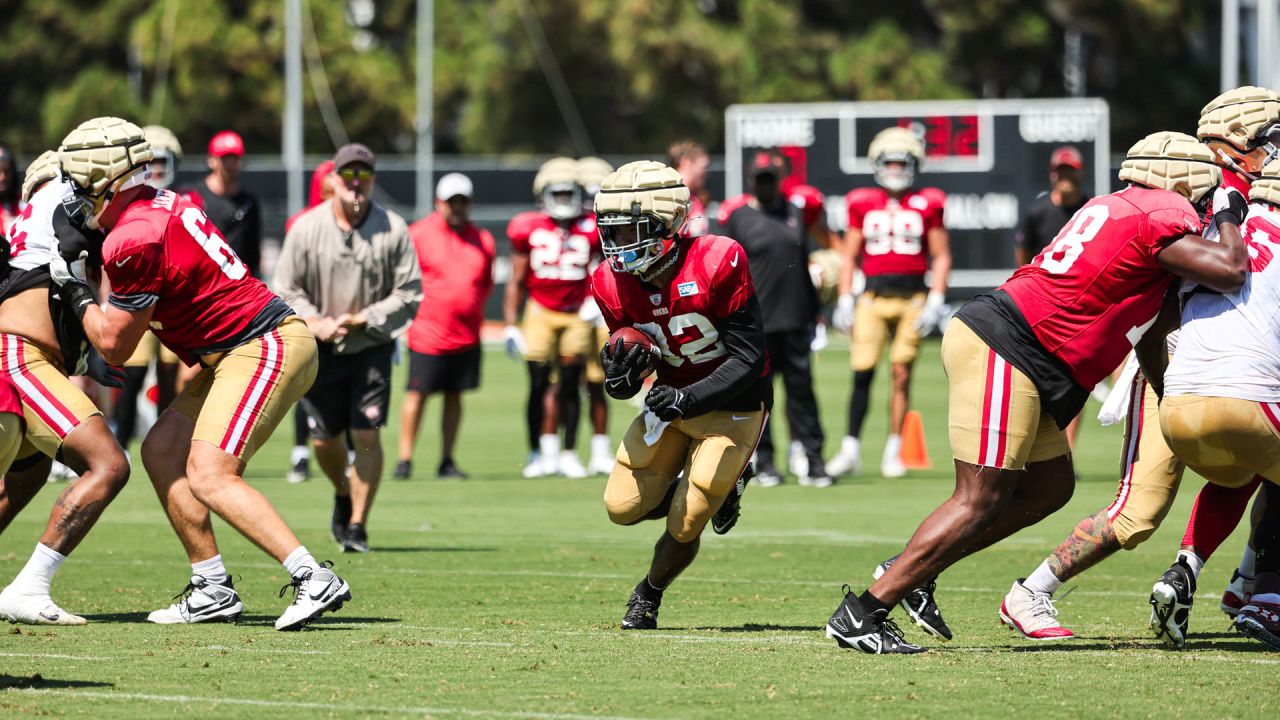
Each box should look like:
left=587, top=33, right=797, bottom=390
left=607, top=326, right=660, bottom=376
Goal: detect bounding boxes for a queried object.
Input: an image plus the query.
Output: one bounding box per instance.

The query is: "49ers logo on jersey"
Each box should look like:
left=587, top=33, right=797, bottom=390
left=528, top=227, right=591, bottom=281
left=862, top=208, right=924, bottom=256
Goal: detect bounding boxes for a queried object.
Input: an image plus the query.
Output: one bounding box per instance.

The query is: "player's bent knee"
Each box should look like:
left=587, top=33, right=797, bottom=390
left=604, top=495, right=645, bottom=526
left=667, top=520, right=703, bottom=544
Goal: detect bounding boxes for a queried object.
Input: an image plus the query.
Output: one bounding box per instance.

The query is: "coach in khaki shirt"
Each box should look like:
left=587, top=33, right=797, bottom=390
left=274, top=143, right=422, bottom=554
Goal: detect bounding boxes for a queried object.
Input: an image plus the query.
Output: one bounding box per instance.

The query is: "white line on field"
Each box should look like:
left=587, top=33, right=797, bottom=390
left=10, top=689, right=656, bottom=720
left=0, top=652, right=109, bottom=661
left=943, top=647, right=1280, bottom=665
left=203, top=645, right=330, bottom=655
left=389, top=624, right=827, bottom=646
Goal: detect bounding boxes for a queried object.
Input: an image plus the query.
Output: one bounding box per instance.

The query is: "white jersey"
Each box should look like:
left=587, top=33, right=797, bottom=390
left=5, top=178, right=74, bottom=272
left=1166, top=203, right=1280, bottom=402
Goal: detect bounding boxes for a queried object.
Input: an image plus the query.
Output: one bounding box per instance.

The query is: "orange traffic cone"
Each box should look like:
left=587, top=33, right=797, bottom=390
left=900, top=410, right=931, bottom=470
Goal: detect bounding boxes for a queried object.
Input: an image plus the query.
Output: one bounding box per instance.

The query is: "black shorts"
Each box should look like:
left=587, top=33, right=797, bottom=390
left=406, top=345, right=482, bottom=394
left=300, top=342, right=394, bottom=439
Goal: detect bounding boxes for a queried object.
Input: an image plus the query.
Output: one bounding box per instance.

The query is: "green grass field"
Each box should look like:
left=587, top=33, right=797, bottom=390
left=0, top=339, right=1266, bottom=719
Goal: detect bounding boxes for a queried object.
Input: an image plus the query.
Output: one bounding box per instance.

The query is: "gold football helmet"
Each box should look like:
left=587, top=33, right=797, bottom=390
left=20, top=150, right=61, bottom=204
left=1118, top=131, right=1221, bottom=207
left=1198, top=86, right=1280, bottom=177
left=1249, top=158, right=1280, bottom=208
left=59, top=116, right=153, bottom=228
left=594, top=160, right=690, bottom=277
left=868, top=127, right=925, bottom=192
left=142, top=124, right=183, bottom=189
left=533, top=156, right=583, bottom=221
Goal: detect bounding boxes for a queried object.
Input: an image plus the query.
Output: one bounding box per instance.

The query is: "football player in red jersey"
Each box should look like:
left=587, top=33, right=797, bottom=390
left=828, top=127, right=952, bottom=481
left=50, top=117, right=350, bottom=631
left=504, top=158, right=600, bottom=479
left=575, top=156, right=621, bottom=475
left=826, top=131, right=1249, bottom=654
left=591, top=160, right=770, bottom=630
left=998, top=87, right=1280, bottom=645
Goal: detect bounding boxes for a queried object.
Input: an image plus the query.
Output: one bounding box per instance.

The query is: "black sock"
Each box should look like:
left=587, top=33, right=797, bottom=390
left=639, top=577, right=665, bottom=599
left=859, top=589, right=890, bottom=613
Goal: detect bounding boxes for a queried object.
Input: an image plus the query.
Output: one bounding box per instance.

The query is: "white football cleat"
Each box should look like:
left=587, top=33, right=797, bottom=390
left=147, top=575, right=244, bottom=624
left=788, top=440, right=809, bottom=479
left=880, top=456, right=907, bottom=479
left=275, top=564, right=351, bottom=631
left=588, top=454, right=615, bottom=476
left=558, top=451, right=588, bottom=479
left=522, top=451, right=548, bottom=479
left=999, top=580, right=1074, bottom=640
left=826, top=437, right=861, bottom=478
left=0, top=585, right=87, bottom=626
left=1221, top=569, right=1253, bottom=618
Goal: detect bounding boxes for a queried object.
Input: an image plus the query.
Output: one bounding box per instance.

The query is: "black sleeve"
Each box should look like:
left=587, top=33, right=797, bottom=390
left=1014, top=205, right=1036, bottom=251
left=681, top=294, right=767, bottom=418
left=244, top=197, right=262, bottom=278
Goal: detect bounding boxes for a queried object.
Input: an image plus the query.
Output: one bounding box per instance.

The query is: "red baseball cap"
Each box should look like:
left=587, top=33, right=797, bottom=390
left=208, top=131, right=245, bottom=158
left=1050, top=145, right=1084, bottom=170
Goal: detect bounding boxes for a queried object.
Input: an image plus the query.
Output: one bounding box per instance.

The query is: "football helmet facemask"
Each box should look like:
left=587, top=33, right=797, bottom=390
left=21, top=150, right=62, bottom=204
left=142, top=125, right=183, bottom=189
left=594, top=160, right=689, bottom=279
left=869, top=127, right=925, bottom=192
left=1198, top=86, right=1280, bottom=178
left=1119, top=131, right=1221, bottom=211
left=59, top=116, right=153, bottom=229
left=534, top=156, right=583, bottom=221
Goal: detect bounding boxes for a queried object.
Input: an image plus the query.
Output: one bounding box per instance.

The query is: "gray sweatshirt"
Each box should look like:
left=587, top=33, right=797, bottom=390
left=274, top=201, right=422, bottom=355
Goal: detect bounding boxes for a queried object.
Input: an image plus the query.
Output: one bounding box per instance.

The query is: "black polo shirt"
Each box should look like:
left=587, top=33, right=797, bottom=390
left=191, top=184, right=262, bottom=278
left=722, top=199, right=818, bottom=333
left=1014, top=193, right=1088, bottom=260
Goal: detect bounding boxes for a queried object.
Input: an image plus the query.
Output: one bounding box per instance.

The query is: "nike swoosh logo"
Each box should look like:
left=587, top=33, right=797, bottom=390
left=730, top=415, right=750, bottom=421
left=115, top=258, right=130, bottom=267
left=309, top=583, right=335, bottom=601
left=729, top=254, right=739, bottom=268
left=844, top=607, right=864, bottom=630
left=38, top=609, right=60, bottom=622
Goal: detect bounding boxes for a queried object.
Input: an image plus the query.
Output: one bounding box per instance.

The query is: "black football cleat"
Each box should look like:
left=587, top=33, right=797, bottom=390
left=331, top=495, right=352, bottom=545
left=1150, top=559, right=1196, bottom=648
left=392, top=460, right=412, bottom=480
left=621, top=581, right=662, bottom=630
left=712, top=463, right=754, bottom=535
left=342, top=523, right=369, bottom=554
left=826, top=585, right=925, bottom=654
left=873, top=554, right=952, bottom=641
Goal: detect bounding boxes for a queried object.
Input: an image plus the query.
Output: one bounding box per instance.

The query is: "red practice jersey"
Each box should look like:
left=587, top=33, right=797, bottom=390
left=782, top=180, right=827, bottom=229
left=1001, top=185, right=1201, bottom=389
left=592, top=234, right=757, bottom=391
left=845, top=187, right=946, bottom=277
left=104, top=188, right=283, bottom=365
left=507, top=211, right=599, bottom=313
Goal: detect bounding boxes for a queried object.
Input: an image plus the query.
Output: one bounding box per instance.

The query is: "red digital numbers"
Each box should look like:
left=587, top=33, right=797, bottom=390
left=895, top=115, right=979, bottom=158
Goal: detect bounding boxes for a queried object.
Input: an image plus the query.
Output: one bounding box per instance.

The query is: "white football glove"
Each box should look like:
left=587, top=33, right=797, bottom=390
left=48, top=250, right=90, bottom=287
left=832, top=293, right=856, bottom=333
left=914, top=291, right=949, bottom=335
left=503, top=324, right=527, bottom=359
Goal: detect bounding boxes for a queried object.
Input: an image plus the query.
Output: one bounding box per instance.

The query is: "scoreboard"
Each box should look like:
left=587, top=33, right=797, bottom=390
left=724, top=99, right=1110, bottom=285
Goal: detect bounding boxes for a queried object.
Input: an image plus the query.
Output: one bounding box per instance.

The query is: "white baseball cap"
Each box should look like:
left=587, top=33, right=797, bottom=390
left=436, top=172, right=473, bottom=201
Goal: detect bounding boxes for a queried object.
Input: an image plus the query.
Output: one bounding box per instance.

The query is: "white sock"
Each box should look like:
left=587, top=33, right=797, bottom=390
left=1022, top=559, right=1064, bottom=597
left=539, top=434, right=560, bottom=462
left=191, top=554, right=229, bottom=585
left=1240, top=545, right=1257, bottom=579
left=1250, top=592, right=1280, bottom=605
left=9, top=543, right=66, bottom=596
left=283, top=546, right=321, bottom=578
left=290, top=445, right=310, bottom=465
left=591, top=434, right=611, bottom=460
left=1177, top=549, right=1206, bottom=579
left=883, top=434, right=902, bottom=462
left=841, top=436, right=860, bottom=457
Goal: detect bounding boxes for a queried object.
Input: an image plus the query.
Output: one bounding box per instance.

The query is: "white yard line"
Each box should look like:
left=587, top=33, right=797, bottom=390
left=10, top=689, right=656, bottom=720
left=0, top=652, right=109, bottom=661
left=203, top=645, right=331, bottom=655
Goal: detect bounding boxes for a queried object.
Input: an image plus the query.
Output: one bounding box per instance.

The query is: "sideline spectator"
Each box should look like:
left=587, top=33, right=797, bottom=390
left=396, top=173, right=495, bottom=480
left=721, top=151, right=828, bottom=487
left=669, top=140, right=710, bottom=238
left=274, top=143, right=422, bottom=553
left=188, top=131, right=262, bottom=277
left=0, top=144, right=18, bottom=233
left=284, top=160, right=336, bottom=484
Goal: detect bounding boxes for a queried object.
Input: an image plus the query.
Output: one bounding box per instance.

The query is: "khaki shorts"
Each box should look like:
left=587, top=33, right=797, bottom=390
left=942, top=319, right=1069, bottom=470
left=851, top=291, right=925, bottom=370
left=170, top=316, right=317, bottom=461
left=604, top=407, right=766, bottom=543
left=523, top=300, right=592, bottom=364
left=0, top=333, right=101, bottom=459
left=1105, top=375, right=1185, bottom=548
left=1160, top=394, right=1280, bottom=488
left=584, top=324, right=611, bottom=384
left=125, top=330, right=180, bottom=368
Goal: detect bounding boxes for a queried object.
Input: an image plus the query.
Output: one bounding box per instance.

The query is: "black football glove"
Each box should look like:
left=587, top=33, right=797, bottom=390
left=602, top=337, right=652, bottom=398
left=85, top=348, right=125, bottom=389
left=644, top=384, right=688, bottom=422
left=1212, top=186, right=1249, bottom=229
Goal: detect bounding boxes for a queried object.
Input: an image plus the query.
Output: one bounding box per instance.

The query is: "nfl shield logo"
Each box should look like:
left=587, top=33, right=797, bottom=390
left=649, top=293, right=662, bottom=305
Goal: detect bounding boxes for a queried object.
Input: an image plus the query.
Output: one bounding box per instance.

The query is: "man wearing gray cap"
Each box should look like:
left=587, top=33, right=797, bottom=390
left=396, top=173, right=495, bottom=481
left=274, top=143, right=422, bottom=553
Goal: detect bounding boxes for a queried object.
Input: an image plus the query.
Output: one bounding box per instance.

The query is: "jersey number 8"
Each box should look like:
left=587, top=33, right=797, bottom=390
left=1039, top=205, right=1109, bottom=274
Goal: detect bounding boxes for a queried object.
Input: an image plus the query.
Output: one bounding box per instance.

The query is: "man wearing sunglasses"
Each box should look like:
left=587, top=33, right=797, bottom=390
left=275, top=143, right=422, bottom=554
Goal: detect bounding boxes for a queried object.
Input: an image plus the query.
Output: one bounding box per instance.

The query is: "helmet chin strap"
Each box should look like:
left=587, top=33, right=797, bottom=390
left=1216, top=147, right=1259, bottom=182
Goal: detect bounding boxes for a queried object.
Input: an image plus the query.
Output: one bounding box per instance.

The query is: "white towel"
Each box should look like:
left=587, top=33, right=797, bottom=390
left=1097, top=354, right=1141, bottom=426
left=643, top=411, right=670, bottom=446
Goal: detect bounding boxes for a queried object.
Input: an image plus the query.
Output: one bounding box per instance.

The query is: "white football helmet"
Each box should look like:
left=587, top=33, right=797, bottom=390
left=594, top=160, right=689, bottom=278
left=1118, top=131, right=1221, bottom=209
left=21, top=150, right=61, bottom=204
left=534, top=156, right=584, bottom=221
left=59, top=116, right=153, bottom=228
left=869, top=127, right=925, bottom=192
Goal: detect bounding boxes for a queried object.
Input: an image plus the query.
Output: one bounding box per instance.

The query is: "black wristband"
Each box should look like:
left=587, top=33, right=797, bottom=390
left=1214, top=210, right=1243, bottom=229
left=63, top=283, right=96, bottom=322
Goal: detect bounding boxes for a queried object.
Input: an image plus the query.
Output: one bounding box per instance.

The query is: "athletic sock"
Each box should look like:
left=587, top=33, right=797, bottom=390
left=840, top=435, right=860, bottom=458
left=1240, top=545, right=1258, bottom=580
left=539, top=434, right=560, bottom=470
left=1177, top=549, right=1206, bottom=579
left=640, top=576, right=666, bottom=597
left=290, top=445, right=309, bottom=465
left=1250, top=592, right=1280, bottom=605
left=191, top=554, right=230, bottom=586
left=590, top=434, right=611, bottom=461
left=859, top=589, right=890, bottom=613
left=9, top=543, right=66, bottom=597
left=1022, top=559, right=1064, bottom=597
left=283, top=546, right=321, bottom=578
